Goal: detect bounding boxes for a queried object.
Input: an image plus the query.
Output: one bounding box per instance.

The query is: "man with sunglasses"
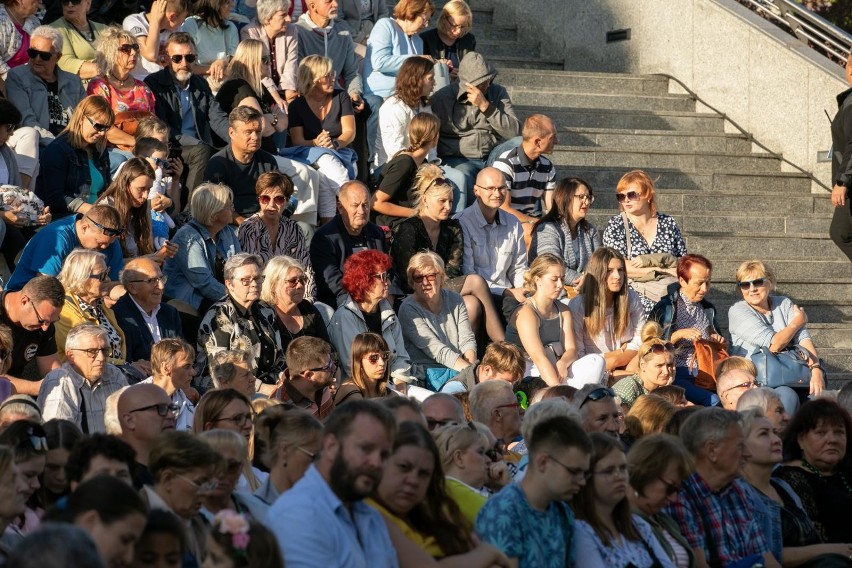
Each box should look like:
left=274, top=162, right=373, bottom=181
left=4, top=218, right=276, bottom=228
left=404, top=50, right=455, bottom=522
left=575, top=384, right=622, bottom=439
left=144, top=32, right=215, bottom=195
left=117, top=383, right=177, bottom=489
left=6, top=26, right=85, bottom=190
left=275, top=336, right=337, bottom=419
left=38, top=324, right=129, bottom=434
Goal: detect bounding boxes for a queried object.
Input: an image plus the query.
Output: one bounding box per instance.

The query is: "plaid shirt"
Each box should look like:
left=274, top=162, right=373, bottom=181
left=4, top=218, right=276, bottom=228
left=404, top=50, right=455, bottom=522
left=664, top=473, right=769, bottom=566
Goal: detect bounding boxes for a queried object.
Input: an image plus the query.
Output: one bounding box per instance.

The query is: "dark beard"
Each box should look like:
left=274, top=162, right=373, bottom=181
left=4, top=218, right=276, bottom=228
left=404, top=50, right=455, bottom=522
left=328, top=450, right=381, bottom=503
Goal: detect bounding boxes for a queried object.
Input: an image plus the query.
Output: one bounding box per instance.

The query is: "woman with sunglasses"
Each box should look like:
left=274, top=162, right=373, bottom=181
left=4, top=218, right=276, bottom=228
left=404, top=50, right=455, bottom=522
left=0, top=0, right=40, bottom=77
left=602, top=170, right=687, bottom=316
left=574, top=432, right=676, bottom=568
left=329, top=249, right=414, bottom=389
left=181, top=0, right=238, bottom=92
left=613, top=322, right=675, bottom=411
left=50, top=0, right=107, bottom=83
left=195, top=253, right=287, bottom=393
left=55, top=248, right=128, bottom=367
left=240, top=0, right=298, bottom=104
left=626, top=434, right=695, bottom=568
left=37, top=95, right=114, bottom=219
left=335, top=332, right=394, bottom=405
left=728, top=259, right=824, bottom=398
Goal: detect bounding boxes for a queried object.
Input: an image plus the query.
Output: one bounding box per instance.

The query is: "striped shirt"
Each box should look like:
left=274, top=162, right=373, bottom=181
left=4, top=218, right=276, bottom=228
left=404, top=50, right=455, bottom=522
left=493, top=146, right=556, bottom=216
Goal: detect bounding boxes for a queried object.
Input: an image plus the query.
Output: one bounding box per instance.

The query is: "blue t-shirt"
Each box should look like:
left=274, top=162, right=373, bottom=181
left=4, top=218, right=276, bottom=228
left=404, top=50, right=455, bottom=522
left=88, top=159, right=105, bottom=203
left=476, top=484, right=575, bottom=568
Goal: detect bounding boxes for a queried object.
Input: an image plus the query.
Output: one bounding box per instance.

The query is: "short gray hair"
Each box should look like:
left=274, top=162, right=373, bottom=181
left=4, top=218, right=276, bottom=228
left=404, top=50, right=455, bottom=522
left=736, top=387, right=782, bottom=415
left=224, top=253, right=262, bottom=283
left=190, top=182, right=233, bottom=226
left=32, top=25, right=63, bottom=52
left=65, top=324, right=109, bottom=352
left=58, top=249, right=107, bottom=297
left=679, top=407, right=742, bottom=456
left=738, top=407, right=768, bottom=439
left=256, top=0, right=291, bottom=24
left=210, top=350, right=252, bottom=388
left=469, top=380, right=514, bottom=424
left=521, top=398, right=579, bottom=441
left=261, top=255, right=305, bottom=305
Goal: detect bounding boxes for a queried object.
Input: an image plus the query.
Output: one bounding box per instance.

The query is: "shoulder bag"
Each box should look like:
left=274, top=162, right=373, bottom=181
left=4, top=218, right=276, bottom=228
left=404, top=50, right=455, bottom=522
left=750, top=346, right=811, bottom=389
left=622, top=213, right=677, bottom=304
left=691, top=338, right=729, bottom=392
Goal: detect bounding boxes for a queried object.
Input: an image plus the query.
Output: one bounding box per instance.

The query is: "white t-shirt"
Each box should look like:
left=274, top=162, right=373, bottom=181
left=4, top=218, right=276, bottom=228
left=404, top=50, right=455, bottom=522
left=122, top=12, right=173, bottom=80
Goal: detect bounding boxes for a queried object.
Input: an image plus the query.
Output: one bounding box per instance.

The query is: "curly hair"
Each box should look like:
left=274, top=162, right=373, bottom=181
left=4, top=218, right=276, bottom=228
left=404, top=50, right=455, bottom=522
left=341, top=250, right=393, bottom=304
left=98, top=157, right=156, bottom=256
left=394, top=56, right=435, bottom=109
left=94, top=26, right=138, bottom=76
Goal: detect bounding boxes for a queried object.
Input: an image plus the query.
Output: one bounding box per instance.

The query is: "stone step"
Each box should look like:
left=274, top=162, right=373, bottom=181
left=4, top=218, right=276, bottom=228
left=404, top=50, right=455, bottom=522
left=555, top=128, right=752, bottom=154
left=490, top=55, right=565, bottom=71
left=506, top=87, right=696, bottom=112
left=686, top=233, right=847, bottom=262
left=496, top=69, right=671, bottom=95
left=584, top=211, right=834, bottom=236
left=472, top=7, right=493, bottom=24
left=476, top=38, right=540, bottom=58
left=806, top=324, right=852, bottom=349
left=516, top=106, right=727, bottom=133
left=474, top=23, right=518, bottom=42
left=710, top=260, right=852, bottom=280
left=552, top=146, right=782, bottom=173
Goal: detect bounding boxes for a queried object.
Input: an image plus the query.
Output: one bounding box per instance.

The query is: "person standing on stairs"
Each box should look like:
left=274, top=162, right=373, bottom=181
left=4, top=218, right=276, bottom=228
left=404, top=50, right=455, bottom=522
left=830, top=51, right=852, bottom=263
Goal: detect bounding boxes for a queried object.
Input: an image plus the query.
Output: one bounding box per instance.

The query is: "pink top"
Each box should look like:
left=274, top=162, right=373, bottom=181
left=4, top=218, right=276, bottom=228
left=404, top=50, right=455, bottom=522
left=6, top=22, right=28, bottom=68
left=86, top=76, right=156, bottom=113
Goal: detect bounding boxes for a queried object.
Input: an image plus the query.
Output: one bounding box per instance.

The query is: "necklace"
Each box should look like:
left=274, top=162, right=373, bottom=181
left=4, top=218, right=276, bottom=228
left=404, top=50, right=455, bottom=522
left=109, top=71, right=132, bottom=88
left=70, top=19, right=95, bottom=42
left=800, top=459, right=852, bottom=493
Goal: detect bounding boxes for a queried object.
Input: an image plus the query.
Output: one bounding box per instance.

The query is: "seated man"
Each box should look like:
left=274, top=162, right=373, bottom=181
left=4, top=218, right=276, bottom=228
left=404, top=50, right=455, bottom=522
left=142, top=339, right=195, bottom=431
left=310, top=180, right=402, bottom=308
left=431, top=51, right=520, bottom=202
left=117, top=383, right=177, bottom=489
left=470, top=380, right=523, bottom=476
left=421, top=393, right=465, bottom=431
left=65, top=433, right=136, bottom=490
left=276, top=336, right=336, bottom=420
left=666, top=408, right=779, bottom=567
left=37, top=324, right=129, bottom=434
left=443, top=340, right=525, bottom=394
left=123, top=0, right=189, bottom=80
left=574, top=384, right=621, bottom=439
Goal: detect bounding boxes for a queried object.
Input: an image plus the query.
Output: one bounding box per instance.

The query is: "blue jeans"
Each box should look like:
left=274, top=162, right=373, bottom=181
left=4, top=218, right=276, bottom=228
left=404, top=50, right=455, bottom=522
left=674, top=366, right=720, bottom=407
left=363, top=93, right=385, bottom=166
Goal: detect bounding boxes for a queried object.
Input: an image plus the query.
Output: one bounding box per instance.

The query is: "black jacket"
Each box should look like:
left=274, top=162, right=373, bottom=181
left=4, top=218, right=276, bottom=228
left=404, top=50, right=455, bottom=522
left=648, top=282, right=722, bottom=342
left=112, top=294, right=184, bottom=363
left=144, top=68, right=215, bottom=147
left=419, top=28, right=477, bottom=65
left=36, top=133, right=111, bottom=219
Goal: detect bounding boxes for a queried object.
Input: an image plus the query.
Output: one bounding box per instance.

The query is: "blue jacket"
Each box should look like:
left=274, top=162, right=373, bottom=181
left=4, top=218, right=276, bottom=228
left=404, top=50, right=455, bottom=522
left=648, top=281, right=722, bottom=342
left=36, top=132, right=111, bottom=219
left=112, top=294, right=183, bottom=362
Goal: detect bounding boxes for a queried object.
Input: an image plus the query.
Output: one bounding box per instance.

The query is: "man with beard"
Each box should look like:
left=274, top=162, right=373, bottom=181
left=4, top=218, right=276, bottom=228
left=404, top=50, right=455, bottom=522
left=270, top=400, right=399, bottom=567
left=276, top=336, right=336, bottom=419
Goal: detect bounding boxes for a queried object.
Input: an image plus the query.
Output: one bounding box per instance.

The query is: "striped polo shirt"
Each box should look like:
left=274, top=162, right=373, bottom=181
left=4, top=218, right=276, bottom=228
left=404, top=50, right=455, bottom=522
left=493, top=146, right=557, bottom=216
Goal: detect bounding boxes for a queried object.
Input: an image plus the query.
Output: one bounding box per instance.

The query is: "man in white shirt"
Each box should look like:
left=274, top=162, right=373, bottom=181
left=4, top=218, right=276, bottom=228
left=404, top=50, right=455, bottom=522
left=144, top=338, right=195, bottom=431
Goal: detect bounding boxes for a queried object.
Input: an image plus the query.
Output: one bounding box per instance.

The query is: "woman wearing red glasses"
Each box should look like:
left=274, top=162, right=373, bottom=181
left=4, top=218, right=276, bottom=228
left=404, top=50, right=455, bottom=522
left=613, top=322, right=676, bottom=411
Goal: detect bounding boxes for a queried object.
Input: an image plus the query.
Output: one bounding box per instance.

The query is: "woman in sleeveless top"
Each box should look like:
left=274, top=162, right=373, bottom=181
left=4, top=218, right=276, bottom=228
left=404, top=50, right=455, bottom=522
left=505, top=253, right=576, bottom=387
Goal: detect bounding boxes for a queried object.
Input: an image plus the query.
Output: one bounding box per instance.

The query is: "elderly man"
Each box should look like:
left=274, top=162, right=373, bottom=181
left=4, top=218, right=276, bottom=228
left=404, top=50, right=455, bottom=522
left=717, top=368, right=759, bottom=411
left=0, top=275, right=64, bottom=395
left=310, top=180, right=401, bottom=307
left=666, top=408, right=779, bottom=568
left=210, top=350, right=256, bottom=399
left=142, top=339, right=195, bottom=431
left=421, top=393, right=465, bottom=431
left=444, top=340, right=525, bottom=394
left=271, top=400, right=398, bottom=567
left=6, top=25, right=85, bottom=189
left=37, top=324, right=129, bottom=434
left=117, top=383, right=177, bottom=488
left=144, top=32, right=215, bottom=198
left=575, top=384, right=621, bottom=439
left=276, top=336, right=336, bottom=419
left=470, top=380, right=523, bottom=457
left=113, top=257, right=183, bottom=370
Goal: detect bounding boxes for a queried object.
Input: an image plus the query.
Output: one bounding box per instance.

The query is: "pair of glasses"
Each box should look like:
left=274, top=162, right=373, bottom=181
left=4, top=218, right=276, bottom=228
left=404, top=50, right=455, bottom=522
left=616, top=190, right=642, bottom=203
left=84, top=214, right=123, bottom=236
left=169, top=54, right=197, bottom=63
left=129, top=275, right=167, bottom=286
left=659, top=477, right=682, bottom=496
left=259, top=194, right=287, bottom=206
left=723, top=380, right=760, bottom=393
left=296, top=446, right=316, bottom=460
left=285, top=275, right=307, bottom=287
left=261, top=55, right=271, bottom=65
left=26, top=48, right=52, bottom=61
left=214, top=413, right=254, bottom=426
left=474, top=183, right=506, bottom=193
left=28, top=435, right=48, bottom=452
left=645, top=342, right=675, bottom=355
left=24, top=295, right=50, bottom=327
left=412, top=272, right=439, bottom=284
left=85, top=115, right=111, bottom=133
left=372, top=272, right=391, bottom=283
left=175, top=473, right=218, bottom=493
left=88, top=271, right=110, bottom=282
left=130, top=402, right=180, bottom=417
left=495, top=402, right=521, bottom=411
left=118, top=43, right=140, bottom=54
left=426, top=418, right=454, bottom=430
left=547, top=454, right=591, bottom=480
left=574, top=193, right=595, bottom=203
left=308, top=356, right=338, bottom=374
left=62, top=0, right=84, bottom=6
left=737, top=278, right=767, bottom=290
left=238, top=276, right=265, bottom=286
left=579, top=387, right=616, bottom=408
left=152, top=157, right=169, bottom=169
left=366, top=351, right=391, bottom=364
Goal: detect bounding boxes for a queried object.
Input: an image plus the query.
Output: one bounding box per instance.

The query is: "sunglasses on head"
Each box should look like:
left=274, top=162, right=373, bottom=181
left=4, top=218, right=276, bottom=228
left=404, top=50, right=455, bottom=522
left=169, top=53, right=197, bottom=63
left=737, top=278, right=767, bottom=290
left=84, top=214, right=123, bottom=237
left=27, top=48, right=53, bottom=61
left=118, top=43, right=140, bottom=54
left=615, top=190, right=642, bottom=203
left=85, top=115, right=110, bottom=133
left=579, top=387, right=616, bottom=408
left=259, top=194, right=287, bottom=206
left=366, top=351, right=391, bottom=364
left=645, top=342, right=675, bottom=355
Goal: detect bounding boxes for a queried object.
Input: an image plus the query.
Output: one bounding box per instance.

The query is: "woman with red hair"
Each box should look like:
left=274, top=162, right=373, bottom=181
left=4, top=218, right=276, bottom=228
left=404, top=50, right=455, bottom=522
left=327, top=249, right=414, bottom=389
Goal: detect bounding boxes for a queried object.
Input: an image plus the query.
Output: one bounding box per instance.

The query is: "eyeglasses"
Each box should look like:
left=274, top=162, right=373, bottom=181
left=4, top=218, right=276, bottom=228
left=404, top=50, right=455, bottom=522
left=547, top=454, right=591, bottom=480
left=723, top=380, right=760, bottom=393
left=118, top=43, right=141, bottom=54
left=62, top=0, right=84, bottom=6
left=737, top=278, right=767, bottom=290
left=307, top=355, right=338, bottom=374
left=84, top=215, right=123, bottom=237
left=128, top=275, right=167, bottom=286
left=169, top=53, right=197, bottom=63
left=24, top=295, right=49, bottom=328
left=152, top=157, right=169, bottom=169
left=261, top=55, right=271, bottom=65
left=130, top=403, right=180, bottom=417
left=84, top=115, right=111, bottom=133
left=259, top=194, right=287, bottom=206
left=644, top=342, right=675, bottom=356
left=366, top=351, right=391, bottom=364
left=579, top=387, right=616, bottom=408
left=474, top=184, right=507, bottom=193
left=615, top=190, right=642, bottom=203
left=426, top=177, right=450, bottom=190
left=426, top=418, right=454, bottom=430
left=26, top=48, right=53, bottom=61
left=28, top=435, right=48, bottom=452
left=175, top=473, right=218, bottom=493
left=296, top=446, right=316, bottom=460
left=70, top=347, right=111, bottom=359
left=88, top=271, right=110, bottom=282
left=574, top=193, right=595, bottom=204
left=285, top=275, right=307, bottom=287
left=214, top=412, right=254, bottom=426
left=594, top=463, right=629, bottom=478
left=371, top=272, right=391, bottom=284
left=658, top=477, right=682, bottom=496
left=412, top=272, right=439, bottom=284
left=237, top=275, right=265, bottom=287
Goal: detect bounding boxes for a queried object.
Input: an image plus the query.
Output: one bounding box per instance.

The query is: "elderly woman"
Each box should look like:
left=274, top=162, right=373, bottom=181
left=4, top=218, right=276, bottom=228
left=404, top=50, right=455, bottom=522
left=181, top=0, right=238, bottom=91
left=728, top=259, right=824, bottom=398
left=399, top=252, right=477, bottom=389
left=195, top=253, right=287, bottom=391
left=328, top=249, right=413, bottom=388
left=238, top=171, right=316, bottom=297
left=737, top=387, right=790, bottom=433
left=55, top=248, right=128, bottom=366
left=209, top=350, right=256, bottom=399
left=240, top=0, right=298, bottom=103
left=164, top=182, right=240, bottom=316
left=775, top=399, right=852, bottom=544
left=334, top=332, right=394, bottom=404
left=50, top=0, right=107, bottom=82
left=375, top=56, right=435, bottom=167
left=602, top=170, right=688, bottom=316
left=613, top=322, right=675, bottom=410
left=0, top=0, right=39, bottom=77
left=530, top=177, right=601, bottom=291
left=260, top=256, right=328, bottom=353
left=37, top=95, right=113, bottom=219
left=627, top=434, right=695, bottom=568
left=419, top=0, right=475, bottom=86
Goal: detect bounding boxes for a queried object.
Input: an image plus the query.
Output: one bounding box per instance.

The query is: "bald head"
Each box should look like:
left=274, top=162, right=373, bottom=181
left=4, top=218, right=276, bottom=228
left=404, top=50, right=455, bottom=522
left=118, top=384, right=171, bottom=417
left=337, top=180, right=371, bottom=235
left=422, top=393, right=465, bottom=431
left=717, top=369, right=758, bottom=410
left=473, top=167, right=508, bottom=211
left=120, top=257, right=165, bottom=311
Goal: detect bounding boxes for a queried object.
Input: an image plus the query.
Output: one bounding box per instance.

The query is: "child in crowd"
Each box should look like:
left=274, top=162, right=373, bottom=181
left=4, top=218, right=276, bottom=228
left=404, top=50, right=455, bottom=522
left=134, top=137, right=176, bottom=248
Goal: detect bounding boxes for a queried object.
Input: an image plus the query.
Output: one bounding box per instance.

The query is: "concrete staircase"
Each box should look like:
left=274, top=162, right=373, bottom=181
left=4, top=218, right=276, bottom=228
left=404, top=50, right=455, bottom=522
left=463, top=0, right=852, bottom=385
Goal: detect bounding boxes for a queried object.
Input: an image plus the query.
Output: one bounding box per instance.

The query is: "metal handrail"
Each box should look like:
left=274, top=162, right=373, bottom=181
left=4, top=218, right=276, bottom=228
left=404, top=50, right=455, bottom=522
left=736, top=0, right=852, bottom=66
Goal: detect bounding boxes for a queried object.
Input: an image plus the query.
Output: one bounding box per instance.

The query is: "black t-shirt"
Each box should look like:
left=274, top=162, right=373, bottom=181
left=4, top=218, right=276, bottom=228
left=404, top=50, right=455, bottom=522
left=216, top=78, right=278, bottom=154
left=43, top=79, right=69, bottom=136
left=372, top=154, right=418, bottom=227
left=0, top=291, right=58, bottom=378
left=203, top=146, right=279, bottom=217
left=288, top=89, right=354, bottom=142
left=361, top=308, right=383, bottom=335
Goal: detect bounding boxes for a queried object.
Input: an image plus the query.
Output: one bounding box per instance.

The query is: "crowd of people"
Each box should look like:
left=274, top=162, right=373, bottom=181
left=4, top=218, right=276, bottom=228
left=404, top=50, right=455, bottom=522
left=0, top=0, right=850, bottom=566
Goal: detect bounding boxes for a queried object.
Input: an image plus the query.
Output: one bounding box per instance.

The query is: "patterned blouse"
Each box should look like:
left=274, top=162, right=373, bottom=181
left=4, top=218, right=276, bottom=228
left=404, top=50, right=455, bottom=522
left=0, top=5, right=38, bottom=77
left=77, top=296, right=123, bottom=360
left=673, top=291, right=710, bottom=367
left=86, top=76, right=156, bottom=113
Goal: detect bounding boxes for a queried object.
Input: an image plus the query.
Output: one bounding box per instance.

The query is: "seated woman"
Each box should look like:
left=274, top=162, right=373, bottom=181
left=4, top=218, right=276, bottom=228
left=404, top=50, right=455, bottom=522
left=736, top=387, right=790, bottom=433
left=260, top=256, right=328, bottom=353
left=648, top=254, right=725, bottom=408
left=530, top=177, right=601, bottom=292
left=728, top=259, right=825, bottom=399
left=210, top=350, right=256, bottom=399
left=181, top=0, right=238, bottom=91
left=505, top=254, right=577, bottom=387
left=334, top=332, right=394, bottom=405
left=287, top=54, right=356, bottom=221
left=568, top=247, right=646, bottom=386
left=55, top=248, right=127, bottom=366
left=433, top=421, right=490, bottom=526
left=0, top=0, right=39, bottom=77
left=370, top=420, right=510, bottom=566
left=602, top=170, right=687, bottom=316
left=50, top=0, right=107, bottom=83
left=238, top=171, right=316, bottom=298
left=775, top=399, right=852, bottom=544
left=613, top=322, right=675, bottom=410
left=419, top=0, right=475, bottom=87
left=37, top=95, right=113, bottom=219
left=627, top=434, right=695, bottom=568
left=574, top=432, right=676, bottom=568
left=195, top=253, right=287, bottom=391
left=240, top=0, right=299, bottom=103
left=198, top=429, right=263, bottom=521
left=741, top=408, right=852, bottom=566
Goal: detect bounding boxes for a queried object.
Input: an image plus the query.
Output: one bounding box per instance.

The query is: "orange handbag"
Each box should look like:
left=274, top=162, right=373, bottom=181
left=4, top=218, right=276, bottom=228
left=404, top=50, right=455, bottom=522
left=691, top=338, right=729, bottom=392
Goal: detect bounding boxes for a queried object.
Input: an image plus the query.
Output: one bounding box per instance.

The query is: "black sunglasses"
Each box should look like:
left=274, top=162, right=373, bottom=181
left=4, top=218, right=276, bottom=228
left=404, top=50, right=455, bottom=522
left=62, top=0, right=84, bottom=5
left=737, top=278, right=767, bottom=290
left=118, top=43, right=140, bottom=54
left=169, top=54, right=197, bottom=64
left=645, top=342, right=675, bottom=355
left=579, top=387, right=616, bottom=408
left=27, top=48, right=53, bottom=61
left=85, top=115, right=110, bottom=133
left=84, top=214, right=123, bottom=237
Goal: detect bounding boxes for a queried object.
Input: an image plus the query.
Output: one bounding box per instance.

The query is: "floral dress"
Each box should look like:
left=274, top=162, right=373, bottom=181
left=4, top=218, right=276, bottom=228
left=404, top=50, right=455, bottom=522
left=602, top=212, right=687, bottom=315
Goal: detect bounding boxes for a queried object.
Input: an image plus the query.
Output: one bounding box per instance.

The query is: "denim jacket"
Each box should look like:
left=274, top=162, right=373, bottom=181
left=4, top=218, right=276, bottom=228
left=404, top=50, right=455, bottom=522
left=743, top=482, right=783, bottom=564
left=36, top=133, right=111, bottom=219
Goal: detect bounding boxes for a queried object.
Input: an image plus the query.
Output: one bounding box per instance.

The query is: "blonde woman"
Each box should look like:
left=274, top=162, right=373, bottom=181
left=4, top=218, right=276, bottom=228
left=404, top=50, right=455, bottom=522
left=198, top=429, right=264, bottom=521
left=434, top=421, right=490, bottom=525
left=420, top=0, right=475, bottom=85
left=504, top=253, right=576, bottom=387
left=612, top=321, right=676, bottom=410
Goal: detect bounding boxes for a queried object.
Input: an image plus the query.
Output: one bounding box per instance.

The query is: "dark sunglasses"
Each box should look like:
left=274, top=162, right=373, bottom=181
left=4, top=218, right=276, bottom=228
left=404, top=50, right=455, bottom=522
left=62, top=0, right=84, bottom=5
left=426, top=418, right=454, bottom=430
left=366, top=351, right=391, bottom=364
left=84, top=214, right=123, bottom=237
left=118, top=43, right=140, bottom=54
left=89, top=271, right=110, bottom=282
left=412, top=272, right=439, bottom=284
left=169, top=53, right=197, bottom=63
left=615, top=190, right=642, bottom=203
left=645, top=342, right=675, bottom=355
left=307, top=355, right=338, bottom=373
left=85, top=115, right=110, bottom=133
left=579, top=387, right=616, bottom=408
left=737, top=278, right=767, bottom=290
left=259, top=194, right=287, bottom=206
left=27, top=48, right=53, bottom=61
left=152, top=157, right=169, bottom=168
